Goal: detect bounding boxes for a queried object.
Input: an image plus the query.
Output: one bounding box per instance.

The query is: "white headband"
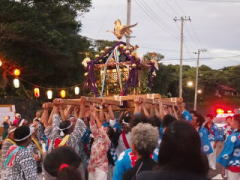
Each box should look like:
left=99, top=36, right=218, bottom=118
left=59, top=122, right=73, bottom=137
left=14, top=131, right=32, bottom=142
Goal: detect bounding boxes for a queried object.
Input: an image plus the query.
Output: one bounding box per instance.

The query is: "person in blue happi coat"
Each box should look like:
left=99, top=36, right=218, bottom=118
left=204, top=114, right=225, bottom=170
left=180, top=103, right=192, bottom=122
left=217, top=114, right=240, bottom=180
left=191, top=111, right=213, bottom=155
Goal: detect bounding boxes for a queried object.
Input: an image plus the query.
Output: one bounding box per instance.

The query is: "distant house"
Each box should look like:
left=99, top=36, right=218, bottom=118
left=215, top=84, right=238, bottom=97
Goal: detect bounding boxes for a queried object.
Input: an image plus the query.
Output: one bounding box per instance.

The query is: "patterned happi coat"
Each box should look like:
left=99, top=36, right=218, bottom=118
left=3, top=145, right=37, bottom=180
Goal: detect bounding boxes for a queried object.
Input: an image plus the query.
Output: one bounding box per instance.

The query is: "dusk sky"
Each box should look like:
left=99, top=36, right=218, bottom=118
left=80, top=0, right=240, bottom=69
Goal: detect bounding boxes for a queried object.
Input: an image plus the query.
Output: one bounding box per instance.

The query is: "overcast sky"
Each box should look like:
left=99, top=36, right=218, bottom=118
left=80, top=0, right=240, bottom=69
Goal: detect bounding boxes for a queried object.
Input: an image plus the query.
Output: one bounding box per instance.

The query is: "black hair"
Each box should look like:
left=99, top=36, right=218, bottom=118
left=121, top=111, right=132, bottom=123
left=44, top=146, right=82, bottom=180
left=14, top=126, right=30, bottom=145
left=190, top=110, right=198, bottom=116
left=148, top=116, right=161, bottom=128
left=158, top=121, right=209, bottom=176
left=196, top=114, right=205, bottom=128
left=107, top=126, right=120, bottom=148
left=59, top=120, right=72, bottom=135
left=190, top=111, right=205, bottom=128
left=162, top=114, right=177, bottom=128
left=129, top=113, right=148, bottom=129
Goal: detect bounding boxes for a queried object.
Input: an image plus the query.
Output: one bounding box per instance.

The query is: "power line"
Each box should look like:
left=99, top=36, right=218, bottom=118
left=162, top=54, right=240, bottom=61
left=173, top=0, right=202, bottom=49
left=136, top=0, right=179, bottom=41
left=157, top=0, right=199, bottom=57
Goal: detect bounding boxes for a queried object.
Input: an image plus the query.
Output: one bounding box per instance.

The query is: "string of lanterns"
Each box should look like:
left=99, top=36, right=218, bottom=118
left=22, top=79, right=82, bottom=99
left=0, top=59, right=81, bottom=100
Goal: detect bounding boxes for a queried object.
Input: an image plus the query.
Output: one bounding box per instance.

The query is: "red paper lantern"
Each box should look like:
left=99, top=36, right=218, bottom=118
left=34, top=88, right=40, bottom=98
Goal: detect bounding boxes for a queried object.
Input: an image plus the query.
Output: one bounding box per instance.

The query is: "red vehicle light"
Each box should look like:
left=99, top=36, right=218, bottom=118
left=227, top=110, right=233, bottom=114
left=216, top=108, right=224, bottom=114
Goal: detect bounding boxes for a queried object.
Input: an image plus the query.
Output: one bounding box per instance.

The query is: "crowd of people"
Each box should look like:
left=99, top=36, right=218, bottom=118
left=1, top=98, right=240, bottom=180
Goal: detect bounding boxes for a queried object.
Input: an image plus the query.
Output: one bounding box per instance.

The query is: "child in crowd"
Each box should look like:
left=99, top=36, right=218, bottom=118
left=44, top=146, right=82, bottom=180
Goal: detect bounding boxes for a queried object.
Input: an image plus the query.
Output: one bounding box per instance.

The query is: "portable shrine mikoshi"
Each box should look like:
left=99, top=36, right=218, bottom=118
left=40, top=20, right=184, bottom=126
left=82, top=42, right=159, bottom=97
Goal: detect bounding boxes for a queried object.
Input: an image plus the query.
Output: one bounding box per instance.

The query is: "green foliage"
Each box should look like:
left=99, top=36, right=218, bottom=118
left=0, top=0, right=91, bottom=90
left=152, top=63, right=179, bottom=96
left=148, top=60, right=240, bottom=107
left=143, top=52, right=164, bottom=61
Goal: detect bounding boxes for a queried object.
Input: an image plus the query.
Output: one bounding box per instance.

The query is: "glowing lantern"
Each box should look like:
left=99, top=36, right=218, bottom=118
left=13, top=68, right=21, bottom=76
left=13, top=78, right=20, bottom=88
left=216, top=108, right=224, bottom=114
left=46, top=90, right=53, bottom=100
left=0, top=59, right=2, bottom=67
left=34, top=88, right=40, bottom=98
left=60, top=90, right=66, bottom=98
left=74, top=86, right=80, bottom=95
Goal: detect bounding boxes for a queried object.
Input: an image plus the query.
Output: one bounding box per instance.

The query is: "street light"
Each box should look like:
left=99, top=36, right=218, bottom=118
left=187, top=81, right=194, bottom=87
left=197, top=89, right=202, bottom=94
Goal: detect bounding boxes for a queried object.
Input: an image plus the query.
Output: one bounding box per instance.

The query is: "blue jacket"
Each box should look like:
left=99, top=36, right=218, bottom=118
left=217, top=130, right=240, bottom=172
left=182, top=110, right=192, bottom=122
left=208, top=124, right=224, bottom=142
left=199, top=127, right=213, bottom=154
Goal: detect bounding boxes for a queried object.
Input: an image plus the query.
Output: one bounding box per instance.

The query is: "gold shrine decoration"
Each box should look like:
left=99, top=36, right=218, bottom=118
left=100, top=68, right=129, bottom=83
left=108, top=19, right=138, bottom=40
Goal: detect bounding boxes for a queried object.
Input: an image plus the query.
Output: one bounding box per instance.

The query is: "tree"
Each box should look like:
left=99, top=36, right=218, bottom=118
left=152, top=63, right=178, bottom=97
left=93, top=39, right=118, bottom=52
left=143, top=52, right=164, bottom=61
left=0, top=0, right=92, bottom=91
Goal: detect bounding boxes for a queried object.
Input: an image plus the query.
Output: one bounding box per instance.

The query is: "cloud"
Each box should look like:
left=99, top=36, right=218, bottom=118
left=79, top=0, right=240, bottom=69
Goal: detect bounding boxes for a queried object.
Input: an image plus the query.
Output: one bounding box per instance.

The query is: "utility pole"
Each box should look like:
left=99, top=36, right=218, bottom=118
left=193, top=49, right=206, bottom=111
left=174, top=16, right=191, bottom=98
left=126, top=0, right=132, bottom=45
